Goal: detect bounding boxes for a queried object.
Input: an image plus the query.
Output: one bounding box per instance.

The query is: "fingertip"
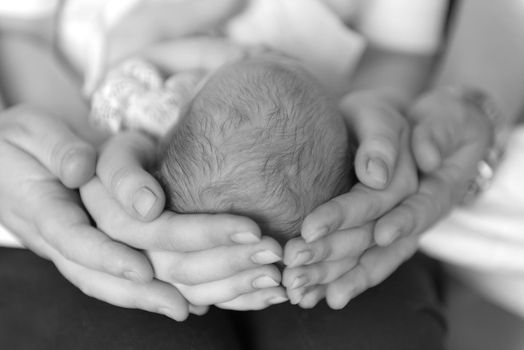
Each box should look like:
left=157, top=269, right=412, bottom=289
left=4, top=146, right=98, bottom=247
left=326, top=296, right=349, bottom=310
left=159, top=306, right=189, bottom=322
left=302, top=215, right=331, bottom=243
left=103, top=244, right=155, bottom=283
left=282, top=238, right=306, bottom=266
left=413, top=128, right=442, bottom=173
left=302, top=199, right=347, bottom=241
left=374, top=227, right=401, bottom=247
left=132, top=185, right=165, bottom=221
left=230, top=216, right=262, bottom=243
left=354, top=136, right=397, bottom=190
left=61, top=145, right=97, bottom=188
left=362, top=158, right=390, bottom=189
left=326, top=287, right=350, bottom=310
left=121, top=259, right=155, bottom=284
left=417, top=143, right=441, bottom=173
left=189, top=304, right=209, bottom=316
left=287, top=287, right=305, bottom=305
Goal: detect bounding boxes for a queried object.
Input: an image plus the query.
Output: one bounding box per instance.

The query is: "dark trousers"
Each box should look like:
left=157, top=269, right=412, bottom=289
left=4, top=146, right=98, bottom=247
left=0, top=248, right=446, bottom=350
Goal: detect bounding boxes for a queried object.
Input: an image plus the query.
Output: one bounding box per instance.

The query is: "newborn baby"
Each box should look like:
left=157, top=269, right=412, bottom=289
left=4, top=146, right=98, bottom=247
left=155, top=54, right=355, bottom=242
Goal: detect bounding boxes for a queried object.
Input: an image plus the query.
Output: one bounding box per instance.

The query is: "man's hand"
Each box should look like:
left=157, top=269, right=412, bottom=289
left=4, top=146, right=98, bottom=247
left=0, top=106, right=190, bottom=320
left=374, top=88, right=493, bottom=243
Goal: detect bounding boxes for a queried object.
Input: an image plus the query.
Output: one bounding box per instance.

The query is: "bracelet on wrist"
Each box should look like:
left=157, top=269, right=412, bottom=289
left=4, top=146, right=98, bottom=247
left=443, top=86, right=509, bottom=205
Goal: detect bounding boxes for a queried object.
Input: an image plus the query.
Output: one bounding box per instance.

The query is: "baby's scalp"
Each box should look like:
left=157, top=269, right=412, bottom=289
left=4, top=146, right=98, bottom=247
left=156, top=55, right=355, bottom=242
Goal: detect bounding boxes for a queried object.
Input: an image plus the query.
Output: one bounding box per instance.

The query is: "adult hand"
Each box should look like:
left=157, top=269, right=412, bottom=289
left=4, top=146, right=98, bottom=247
left=284, top=88, right=493, bottom=309
left=86, top=132, right=287, bottom=311
left=299, top=90, right=418, bottom=245
left=284, top=234, right=419, bottom=309
left=374, top=88, right=493, bottom=243
left=283, top=90, right=418, bottom=307
left=0, top=106, right=189, bottom=320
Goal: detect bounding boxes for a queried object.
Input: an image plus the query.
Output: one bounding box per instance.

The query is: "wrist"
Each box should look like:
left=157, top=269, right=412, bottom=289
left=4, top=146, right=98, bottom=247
left=443, top=86, right=509, bottom=204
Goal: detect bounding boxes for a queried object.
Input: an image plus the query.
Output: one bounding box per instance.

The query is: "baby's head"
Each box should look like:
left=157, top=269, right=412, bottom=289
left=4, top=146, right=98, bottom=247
left=155, top=54, right=355, bottom=242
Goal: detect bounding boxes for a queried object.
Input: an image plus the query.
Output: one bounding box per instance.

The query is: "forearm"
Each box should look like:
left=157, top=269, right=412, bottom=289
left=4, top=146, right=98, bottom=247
left=435, top=0, right=524, bottom=124
left=348, top=45, right=437, bottom=109
left=0, top=33, right=108, bottom=144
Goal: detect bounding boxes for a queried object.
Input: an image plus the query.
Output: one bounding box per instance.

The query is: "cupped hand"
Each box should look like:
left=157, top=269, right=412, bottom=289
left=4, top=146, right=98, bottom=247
left=285, top=88, right=493, bottom=310
left=374, top=88, right=493, bottom=244
left=0, top=106, right=191, bottom=320
left=282, top=90, right=419, bottom=307
left=88, top=131, right=287, bottom=310
left=299, top=91, right=417, bottom=244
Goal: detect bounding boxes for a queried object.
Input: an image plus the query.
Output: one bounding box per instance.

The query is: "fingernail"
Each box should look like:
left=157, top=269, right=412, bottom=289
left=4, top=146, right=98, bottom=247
left=366, top=158, right=388, bottom=187
left=252, top=275, right=280, bottom=289
left=123, top=270, right=145, bottom=283
left=251, top=250, right=281, bottom=264
left=290, top=250, right=313, bottom=267
left=133, top=187, right=157, bottom=218
left=289, top=291, right=304, bottom=305
left=290, top=275, right=309, bottom=289
left=230, top=232, right=260, bottom=244
left=304, top=226, right=328, bottom=243
left=268, top=296, right=288, bottom=305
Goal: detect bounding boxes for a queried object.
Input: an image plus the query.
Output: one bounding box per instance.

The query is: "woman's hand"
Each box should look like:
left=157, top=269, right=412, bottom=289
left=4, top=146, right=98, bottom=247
left=0, top=106, right=192, bottom=320
left=299, top=91, right=418, bottom=244
left=88, top=132, right=287, bottom=311
left=283, top=88, right=493, bottom=309
left=282, top=90, right=419, bottom=307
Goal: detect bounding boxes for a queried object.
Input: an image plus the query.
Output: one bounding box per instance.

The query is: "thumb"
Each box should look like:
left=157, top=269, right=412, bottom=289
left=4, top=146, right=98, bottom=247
left=97, top=131, right=166, bottom=221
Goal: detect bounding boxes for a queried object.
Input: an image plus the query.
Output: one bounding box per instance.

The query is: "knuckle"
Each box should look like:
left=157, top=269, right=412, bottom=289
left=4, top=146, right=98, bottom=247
left=225, top=253, right=246, bottom=274
left=364, top=197, right=383, bottom=220
left=0, top=117, right=31, bottom=144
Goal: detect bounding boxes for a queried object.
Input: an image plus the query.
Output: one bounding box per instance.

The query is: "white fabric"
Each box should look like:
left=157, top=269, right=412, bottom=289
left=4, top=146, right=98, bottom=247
left=225, top=0, right=365, bottom=93
left=0, top=0, right=58, bottom=18
left=358, top=0, right=447, bottom=53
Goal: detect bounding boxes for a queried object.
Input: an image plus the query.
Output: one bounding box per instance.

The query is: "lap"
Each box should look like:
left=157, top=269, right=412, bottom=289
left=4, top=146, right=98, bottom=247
left=0, top=248, right=242, bottom=350
left=0, top=248, right=445, bottom=350
left=235, top=253, right=446, bottom=350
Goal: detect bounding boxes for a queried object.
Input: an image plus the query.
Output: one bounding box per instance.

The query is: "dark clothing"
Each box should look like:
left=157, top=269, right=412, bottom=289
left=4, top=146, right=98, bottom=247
left=0, top=248, right=445, bottom=350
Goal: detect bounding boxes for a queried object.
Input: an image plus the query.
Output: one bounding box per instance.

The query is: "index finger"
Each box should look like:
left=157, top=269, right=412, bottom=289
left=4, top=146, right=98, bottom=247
left=81, top=177, right=261, bottom=251
left=284, top=224, right=374, bottom=267
left=302, top=150, right=417, bottom=242
left=374, top=142, right=484, bottom=245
